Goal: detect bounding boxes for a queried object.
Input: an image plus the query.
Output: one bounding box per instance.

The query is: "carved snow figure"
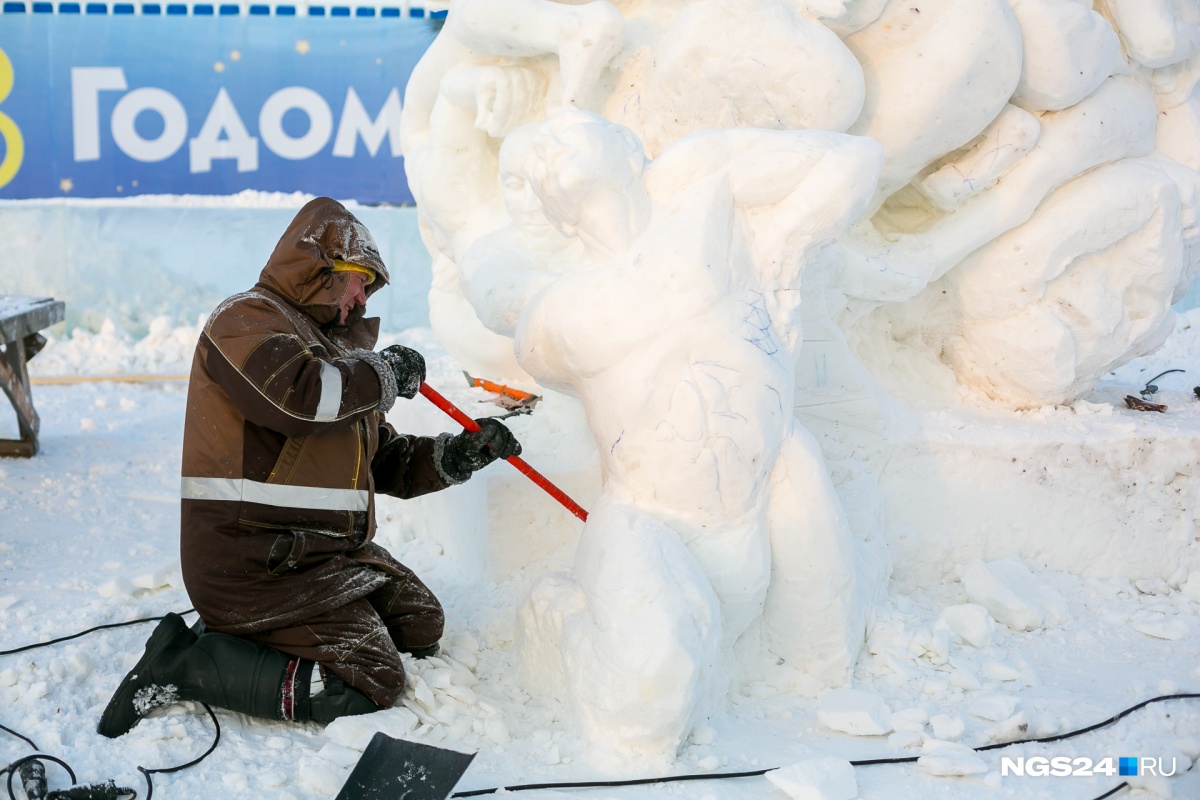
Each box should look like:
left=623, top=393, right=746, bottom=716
left=399, top=0, right=1200, bottom=760
left=837, top=1, right=1200, bottom=408
left=400, top=0, right=625, bottom=381
left=510, top=112, right=883, bottom=757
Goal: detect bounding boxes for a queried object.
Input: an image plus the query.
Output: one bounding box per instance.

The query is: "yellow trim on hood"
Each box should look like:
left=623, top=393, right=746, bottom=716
left=332, top=260, right=376, bottom=285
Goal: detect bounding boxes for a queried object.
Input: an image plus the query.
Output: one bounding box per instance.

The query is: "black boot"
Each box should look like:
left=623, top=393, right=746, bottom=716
left=97, top=613, right=380, bottom=738
left=309, top=674, right=379, bottom=723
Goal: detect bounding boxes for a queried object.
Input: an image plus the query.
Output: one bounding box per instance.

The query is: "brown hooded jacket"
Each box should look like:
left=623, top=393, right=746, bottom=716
left=180, top=197, right=455, bottom=635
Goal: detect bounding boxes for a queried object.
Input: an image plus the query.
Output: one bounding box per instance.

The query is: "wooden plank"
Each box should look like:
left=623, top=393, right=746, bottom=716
left=0, top=297, right=66, bottom=345
left=0, top=334, right=41, bottom=457
left=0, top=440, right=35, bottom=458
left=0, top=296, right=62, bottom=457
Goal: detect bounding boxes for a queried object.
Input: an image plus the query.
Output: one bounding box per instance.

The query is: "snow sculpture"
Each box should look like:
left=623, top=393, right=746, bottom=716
left=837, top=0, right=1200, bottom=408
left=510, top=112, right=883, bottom=755
left=401, top=0, right=1200, bottom=757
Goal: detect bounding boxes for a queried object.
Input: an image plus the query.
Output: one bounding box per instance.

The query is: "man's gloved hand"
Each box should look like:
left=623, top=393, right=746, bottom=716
left=379, top=345, right=426, bottom=400
left=441, top=418, right=522, bottom=482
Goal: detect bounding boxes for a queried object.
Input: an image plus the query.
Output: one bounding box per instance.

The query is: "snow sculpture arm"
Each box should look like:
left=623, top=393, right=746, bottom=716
left=646, top=128, right=882, bottom=302
left=1105, top=0, right=1200, bottom=69
left=446, top=0, right=625, bottom=109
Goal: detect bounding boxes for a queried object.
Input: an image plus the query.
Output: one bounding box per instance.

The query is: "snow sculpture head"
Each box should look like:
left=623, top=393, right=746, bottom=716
left=525, top=112, right=650, bottom=255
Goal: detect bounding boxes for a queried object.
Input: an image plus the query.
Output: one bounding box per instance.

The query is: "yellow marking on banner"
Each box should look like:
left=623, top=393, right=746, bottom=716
left=31, top=374, right=189, bottom=385
left=0, top=47, right=25, bottom=189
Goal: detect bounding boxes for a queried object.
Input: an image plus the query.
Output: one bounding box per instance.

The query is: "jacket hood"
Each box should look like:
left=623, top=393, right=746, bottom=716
left=258, top=197, right=391, bottom=329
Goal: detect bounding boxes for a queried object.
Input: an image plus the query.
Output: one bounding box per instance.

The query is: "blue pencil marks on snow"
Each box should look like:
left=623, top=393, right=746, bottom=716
left=740, top=292, right=778, bottom=356
left=766, top=384, right=783, bottom=416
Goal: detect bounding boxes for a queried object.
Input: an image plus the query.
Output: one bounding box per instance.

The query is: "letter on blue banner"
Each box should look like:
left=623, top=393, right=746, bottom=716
left=0, top=14, right=437, bottom=202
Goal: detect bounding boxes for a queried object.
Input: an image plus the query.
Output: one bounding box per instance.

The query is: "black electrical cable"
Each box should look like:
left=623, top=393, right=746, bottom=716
left=0, top=609, right=208, bottom=799
left=450, top=694, right=1200, bottom=799
left=1140, top=368, right=1185, bottom=396
left=0, top=724, right=37, bottom=752
left=4, top=754, right=76, bottom=800
left=0, top=610, right=196, bottom=657
left=975, top=692, right=1200, bottom=752
left=136, top=703, right=220, bottom=800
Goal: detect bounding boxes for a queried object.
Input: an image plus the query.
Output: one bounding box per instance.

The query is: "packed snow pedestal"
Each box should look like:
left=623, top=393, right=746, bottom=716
left=873, top=398, right=1200, bottom=592
left=400, top=0, right=1200, bottom=762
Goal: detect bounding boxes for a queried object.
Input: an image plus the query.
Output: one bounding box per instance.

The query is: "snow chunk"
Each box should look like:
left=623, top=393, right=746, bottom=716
left=961, top=558, right=1068, bottom=632
left=817, top=689, right=894, bottom=736
left=316, top=741, right=361, bottom=769
left=98, top=578, right=136, bottom=598
left=986, top=711, right=1030, bottom=743
left=1135, top=578, right=1172, bottom=596
left=484, top=718, right=511, bottom=746
left=967, top=693, right=1019, bottom=721
left=765, top=757, right=858, bottom=800
left=298, top=755, right=349, bottom=797
left=325, top=707, right=419, bottom=750
left=890, top=707, right=929, bottom=732
left=949, top=667, right=982, bottom=691
left=888, top=730, right=923, bottom=751
left=934, top=604, right=995, bottom=648
left=981, top=661, right=1023, bottom=682
left=130, top=560, right=183, bottom=592
left=929, top=714, right=965, bottom=741
left=1133, top=614, right=1190, bottom=641
left=918, top=741, right=988, bottom=777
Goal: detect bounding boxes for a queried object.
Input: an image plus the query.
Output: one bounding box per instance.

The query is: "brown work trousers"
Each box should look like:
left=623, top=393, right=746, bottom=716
left=246, top=564, right=444, bottom=709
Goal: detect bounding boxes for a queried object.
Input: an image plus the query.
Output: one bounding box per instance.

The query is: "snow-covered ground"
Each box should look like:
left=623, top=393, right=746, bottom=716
left=1, top=314, right=1199, bottom=800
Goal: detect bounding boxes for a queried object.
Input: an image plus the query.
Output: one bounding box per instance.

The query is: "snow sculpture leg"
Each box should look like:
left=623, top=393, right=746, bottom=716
left=763, top=425, right=874, bottom=684
left=644, top=0, right=865, bottom=152
left=518, top=496, right=722, bottom=758
left=943, top=158, right=1187, bottom=407
left=843, top=0, right=1024, bottom=206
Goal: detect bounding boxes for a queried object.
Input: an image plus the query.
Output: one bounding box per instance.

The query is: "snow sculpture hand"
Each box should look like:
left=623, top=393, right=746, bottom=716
left=441, top=417, right=523, bottom=481
left=442, top=65, right=547, bottom=139
left=378, top=345, right=426, bottom=400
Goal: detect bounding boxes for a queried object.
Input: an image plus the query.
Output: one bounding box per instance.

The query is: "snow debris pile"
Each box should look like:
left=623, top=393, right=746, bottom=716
left=30, top=316, right=201, bottom=377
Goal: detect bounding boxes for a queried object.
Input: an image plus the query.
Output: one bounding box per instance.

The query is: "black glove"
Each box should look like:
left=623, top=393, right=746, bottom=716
left=441, top=418, right=522, bottom=482
left=378, top=345, right=426, bottom=400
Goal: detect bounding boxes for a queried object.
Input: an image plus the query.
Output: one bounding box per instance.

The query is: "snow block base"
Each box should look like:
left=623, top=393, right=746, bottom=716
left=878, top=400, right=1200, bottom=589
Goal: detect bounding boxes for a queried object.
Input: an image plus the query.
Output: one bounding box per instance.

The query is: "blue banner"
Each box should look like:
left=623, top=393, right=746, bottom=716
left=0, top=13, right=437, bottom=202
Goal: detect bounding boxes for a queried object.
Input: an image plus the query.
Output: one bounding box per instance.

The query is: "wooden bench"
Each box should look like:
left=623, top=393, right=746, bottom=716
left=0, top=296, right=66, bottom=457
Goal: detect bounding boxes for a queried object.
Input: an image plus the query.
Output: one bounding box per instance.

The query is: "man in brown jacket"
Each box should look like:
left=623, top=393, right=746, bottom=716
left=98, top=197, right=520, bottom=737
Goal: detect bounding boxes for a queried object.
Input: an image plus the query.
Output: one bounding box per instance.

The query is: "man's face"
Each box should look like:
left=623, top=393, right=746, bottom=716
left=337, top=271, right=371, bottom=324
